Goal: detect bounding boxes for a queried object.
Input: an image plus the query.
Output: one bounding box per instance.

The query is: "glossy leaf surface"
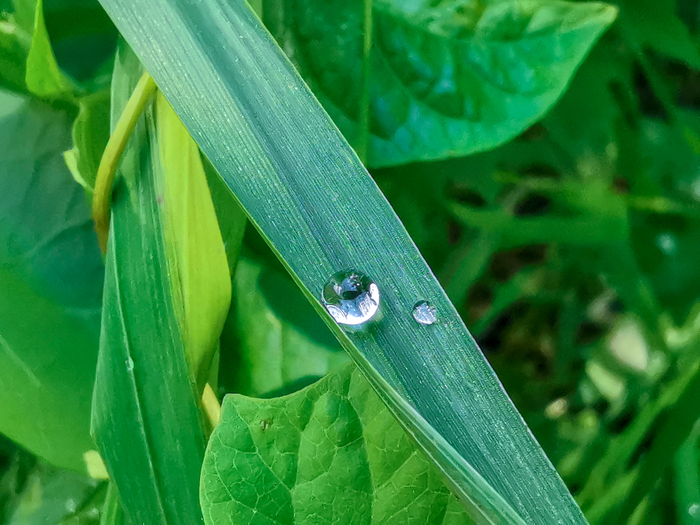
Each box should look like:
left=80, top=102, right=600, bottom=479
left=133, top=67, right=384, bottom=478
left=265, top=0, right=617, bottom=166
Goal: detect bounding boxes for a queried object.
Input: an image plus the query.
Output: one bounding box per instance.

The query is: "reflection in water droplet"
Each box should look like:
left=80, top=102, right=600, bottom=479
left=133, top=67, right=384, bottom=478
left=322, top=270, right=380, bottom=326
left=412, top=301, right=437, bottom=325
left=126, top=357, right=134, bottom=371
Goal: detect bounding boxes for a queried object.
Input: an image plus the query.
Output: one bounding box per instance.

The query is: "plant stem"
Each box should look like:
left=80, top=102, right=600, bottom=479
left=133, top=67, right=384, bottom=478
left=202, top=383, right=221, bottom=428
left=92, top=71, right=157, bottom=254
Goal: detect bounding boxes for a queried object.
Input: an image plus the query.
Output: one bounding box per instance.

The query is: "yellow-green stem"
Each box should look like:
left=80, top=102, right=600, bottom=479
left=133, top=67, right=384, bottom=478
left=202, top=383, right=221, bottom=428
left=92, top=71, right=157, bottom=253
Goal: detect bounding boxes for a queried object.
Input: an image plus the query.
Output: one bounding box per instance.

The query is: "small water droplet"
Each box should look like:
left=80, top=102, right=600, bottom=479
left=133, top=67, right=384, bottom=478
left=126, top=357, right=134, bottom=371
left=689, top=503, right=700, bottom=517
left=260, top=419, right=271, bottom=431
left=412, top=301, right=437, bottom=325
left=322, top=270, right=380, bottom=326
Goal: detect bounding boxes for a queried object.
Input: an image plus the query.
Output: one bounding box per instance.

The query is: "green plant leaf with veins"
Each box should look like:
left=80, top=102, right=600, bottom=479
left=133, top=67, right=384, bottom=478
left=265, top=0, right=618, bottom=166
left=202, top=362, right=470, bottom=525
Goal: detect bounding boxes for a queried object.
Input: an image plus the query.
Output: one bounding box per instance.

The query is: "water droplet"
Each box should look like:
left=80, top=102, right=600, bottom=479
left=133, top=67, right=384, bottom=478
left=322, top=270, right=380, bottom=326
left=125, top=357, right=134, bottom=371
left=689, top=503, right=700, bottom=517
left=412, top=300, right=437, bottom=325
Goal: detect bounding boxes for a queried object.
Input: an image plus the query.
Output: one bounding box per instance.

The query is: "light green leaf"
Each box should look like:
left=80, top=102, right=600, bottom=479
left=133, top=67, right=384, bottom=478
left=155, top=91, right=232, bottom=388
left=264, top=0, right=618, bottom=167
left=64, top=89, right=111, bottom=195
left=101, top=1, right=586, bottom=522
left=90, top=44, right=207, bottom=524
left=202, top=362, right=470, bottom=524
left=0, top=89, right=102, bottom=472
left=25, top=0, right=74, bottom=98
left=230, top=257, right=349, bottom=397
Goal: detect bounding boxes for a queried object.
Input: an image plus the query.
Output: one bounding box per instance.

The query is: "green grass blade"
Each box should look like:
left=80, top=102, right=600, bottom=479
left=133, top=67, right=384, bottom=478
left=98, top=1, right=586, bottom=521
left=90, top=44, right=206, bottom=524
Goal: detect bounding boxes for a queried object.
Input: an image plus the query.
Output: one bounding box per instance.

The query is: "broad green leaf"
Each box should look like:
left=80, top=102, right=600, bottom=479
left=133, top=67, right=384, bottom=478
left=264, top=0, right=618, bottom=167
left=155, top=91, right=232, bottom=388
left=100, top=1, right=586, bottom=522
left=202, top=362, right=470, bottom=524
left=230, top=257, right=349, bottom=397
left=90, top=45, right=207, bottom=524
left=0, top=89, right=102, bottom=472
left=25, top=0, right=74, bottom=98
left=64, top=89, right=111, bottom=195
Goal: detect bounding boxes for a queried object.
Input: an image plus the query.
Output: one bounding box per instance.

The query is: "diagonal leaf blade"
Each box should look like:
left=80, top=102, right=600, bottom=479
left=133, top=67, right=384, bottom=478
left=98, top=0, right=588, bottom=522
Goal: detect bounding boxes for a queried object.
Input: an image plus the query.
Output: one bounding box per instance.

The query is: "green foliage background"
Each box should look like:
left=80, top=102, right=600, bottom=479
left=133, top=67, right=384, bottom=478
left=0, top=0, right=700, bottom=523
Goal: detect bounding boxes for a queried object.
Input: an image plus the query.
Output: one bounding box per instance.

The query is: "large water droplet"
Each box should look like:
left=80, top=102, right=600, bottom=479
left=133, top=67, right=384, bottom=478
left=322, top=270, right=380, bottom=326
left=412, top=300, right=437, bottom=325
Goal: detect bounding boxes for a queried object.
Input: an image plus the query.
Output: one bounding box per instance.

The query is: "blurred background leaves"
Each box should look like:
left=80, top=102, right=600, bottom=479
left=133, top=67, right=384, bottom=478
left=0, top=0, right=700, bottom=522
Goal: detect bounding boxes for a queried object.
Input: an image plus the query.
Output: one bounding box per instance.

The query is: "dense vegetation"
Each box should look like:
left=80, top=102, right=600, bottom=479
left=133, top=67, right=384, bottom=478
left=1, top=0, right=700, bottom=523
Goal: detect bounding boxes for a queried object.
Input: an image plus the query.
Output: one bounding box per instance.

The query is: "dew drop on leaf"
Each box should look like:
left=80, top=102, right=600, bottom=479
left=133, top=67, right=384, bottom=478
left=126, top=357, right=134, bottom=371
left=322, top=270, right=380, bottom=326
left=412, top=300, right=437, bottom=326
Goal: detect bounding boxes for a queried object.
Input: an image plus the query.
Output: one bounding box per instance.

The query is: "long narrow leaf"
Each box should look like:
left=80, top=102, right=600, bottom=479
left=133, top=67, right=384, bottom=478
left=90, top=44, right=206, bottom=524
left=98, top=0, right=588, bottom=522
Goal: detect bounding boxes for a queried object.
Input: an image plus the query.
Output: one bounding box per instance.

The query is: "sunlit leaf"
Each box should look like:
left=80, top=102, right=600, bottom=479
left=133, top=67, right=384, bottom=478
left=202, top=362, right=470, bottom=524
left=0, top=89, right=102, bottom=472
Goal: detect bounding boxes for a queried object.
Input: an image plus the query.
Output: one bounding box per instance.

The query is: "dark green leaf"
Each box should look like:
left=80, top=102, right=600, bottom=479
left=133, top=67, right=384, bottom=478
left=64, top=89, right=111, bottom=195
left=265, top=0, right=617, bottom=166
left=617, top=0, right=700, bottom=68
left=9, top=464, right=101, bottom=525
